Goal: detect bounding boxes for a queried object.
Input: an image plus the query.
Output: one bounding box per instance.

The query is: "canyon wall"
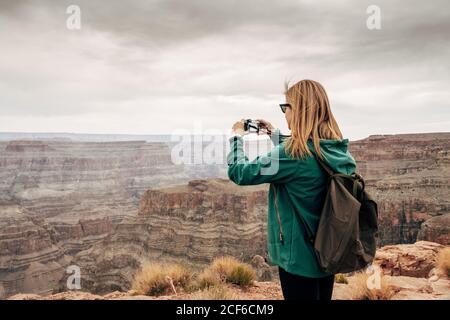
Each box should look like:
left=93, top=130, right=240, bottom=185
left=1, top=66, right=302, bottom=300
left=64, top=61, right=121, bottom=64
left=349, top=133, right=449, bottom=245
left=0, top=139, right=225, bottom=298
left=0, top=132, right=449, bottom=297
left=70, top=179, right=269, bottom=294
left=0, top=140, right=223, bottom=222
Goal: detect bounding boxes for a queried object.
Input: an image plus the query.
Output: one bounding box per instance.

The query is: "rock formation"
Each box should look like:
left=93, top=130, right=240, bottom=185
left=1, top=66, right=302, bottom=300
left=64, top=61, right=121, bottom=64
left=349, top=133, right=449, bottom=245
left=0, top=139, right=225, bottom=297
left=373, top=241, right=444, bottom=277
left=0, top=199, right=112, bottom=297
left=69, top=179, right=269, bottom=294
left=333, top=241, right=450, bottom=300
left=417, top=214, right=450, bottom=245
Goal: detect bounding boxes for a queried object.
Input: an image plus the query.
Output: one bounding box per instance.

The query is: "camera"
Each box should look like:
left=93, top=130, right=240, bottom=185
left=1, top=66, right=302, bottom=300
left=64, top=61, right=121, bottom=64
left=243, top=119, right=270, bottom=134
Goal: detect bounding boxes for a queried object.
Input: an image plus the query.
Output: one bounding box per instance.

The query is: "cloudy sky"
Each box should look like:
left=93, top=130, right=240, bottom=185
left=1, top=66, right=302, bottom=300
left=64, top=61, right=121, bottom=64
left=0, top=0, right=449, bottom=140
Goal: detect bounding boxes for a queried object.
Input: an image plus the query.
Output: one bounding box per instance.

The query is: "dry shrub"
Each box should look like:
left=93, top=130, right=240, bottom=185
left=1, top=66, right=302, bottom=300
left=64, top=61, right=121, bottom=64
left=209, top=256, right=256, bottom=287
left=335, top=273, right=349, bottom=284
left=132, top=262, right=192, bottom=296
left=196, top=267, right=223, bottom=289
left=167, top=264, right=192, bottom=288
left=350, top=272, right=395, bottom=300
left=191, top=284, right=238, bottom=300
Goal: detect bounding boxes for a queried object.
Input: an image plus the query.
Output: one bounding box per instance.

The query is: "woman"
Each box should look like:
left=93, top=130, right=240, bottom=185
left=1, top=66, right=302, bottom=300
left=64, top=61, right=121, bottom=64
left=227, top=79, right=357, bottom=300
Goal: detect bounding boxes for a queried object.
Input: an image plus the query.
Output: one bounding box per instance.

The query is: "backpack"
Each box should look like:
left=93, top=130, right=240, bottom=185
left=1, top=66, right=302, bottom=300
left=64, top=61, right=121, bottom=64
left=291, top=153, right=379, bottom=274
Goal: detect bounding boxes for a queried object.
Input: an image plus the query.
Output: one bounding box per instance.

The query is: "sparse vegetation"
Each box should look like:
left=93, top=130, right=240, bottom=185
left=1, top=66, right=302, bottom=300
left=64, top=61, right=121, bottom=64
left=132, top=257, right=256, bottom=297
left=132, top=257, right=256, bottom=300
left=228, top=264, right=256, bottom=286
left=132, top=262, right=193, bottom=296
left=196, top=267, right=223, bottom=289
left=436, top=247, right=450, bottom=278
left=191, top=284, right=238, bottom=300
left=167, top=264, right=193, bottom=288
left=335, top=273, right=349, bottom=284
left=209, top=256, right=256, bottom=287
left=350, top=272, right=395, bottom=300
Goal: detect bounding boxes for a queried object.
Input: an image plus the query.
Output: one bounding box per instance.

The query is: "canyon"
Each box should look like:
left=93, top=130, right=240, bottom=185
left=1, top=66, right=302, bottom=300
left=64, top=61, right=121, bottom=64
left=349, top=133, right=449, bottom=245
left=70, top=179, right=269, bottom=294
left=0, top=138, right=224, bottom=297
left=0, top=132, right=448, bottom=298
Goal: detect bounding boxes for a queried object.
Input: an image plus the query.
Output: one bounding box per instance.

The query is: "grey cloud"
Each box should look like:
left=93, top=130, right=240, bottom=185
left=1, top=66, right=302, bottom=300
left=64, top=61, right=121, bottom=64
left=0, top=0, right=448, bottom=139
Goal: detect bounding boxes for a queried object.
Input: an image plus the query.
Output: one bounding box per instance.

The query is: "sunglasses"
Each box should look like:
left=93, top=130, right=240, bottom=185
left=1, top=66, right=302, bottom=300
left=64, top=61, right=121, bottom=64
left=279, top=103, right=292, bottom=113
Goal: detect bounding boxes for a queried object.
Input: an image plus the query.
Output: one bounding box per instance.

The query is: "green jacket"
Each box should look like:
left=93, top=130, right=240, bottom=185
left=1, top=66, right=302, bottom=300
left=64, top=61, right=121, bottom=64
left=227, top=129, right=356, bottom=278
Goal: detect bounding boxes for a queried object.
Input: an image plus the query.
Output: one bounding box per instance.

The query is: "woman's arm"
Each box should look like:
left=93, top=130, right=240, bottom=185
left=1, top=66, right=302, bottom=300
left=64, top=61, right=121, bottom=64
left=255, top=119, right=289, bottom=146
left=227, top=135, right=298, bottom=185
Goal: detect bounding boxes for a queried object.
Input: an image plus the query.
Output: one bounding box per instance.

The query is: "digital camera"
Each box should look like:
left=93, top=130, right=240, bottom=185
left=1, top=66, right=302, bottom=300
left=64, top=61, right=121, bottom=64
left=243, top=119, right=263, bottom=134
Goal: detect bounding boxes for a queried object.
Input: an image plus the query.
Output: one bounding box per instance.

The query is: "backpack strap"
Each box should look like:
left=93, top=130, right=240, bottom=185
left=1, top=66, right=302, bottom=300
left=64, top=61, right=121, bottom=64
left=313, top=151, right=365, bottom=199
left=312, top=152, right=335, bottom=176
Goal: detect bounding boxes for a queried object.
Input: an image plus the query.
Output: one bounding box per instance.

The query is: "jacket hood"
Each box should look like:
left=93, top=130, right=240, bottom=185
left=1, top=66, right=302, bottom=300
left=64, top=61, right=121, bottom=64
left=308, top=138, right=356, bottom=175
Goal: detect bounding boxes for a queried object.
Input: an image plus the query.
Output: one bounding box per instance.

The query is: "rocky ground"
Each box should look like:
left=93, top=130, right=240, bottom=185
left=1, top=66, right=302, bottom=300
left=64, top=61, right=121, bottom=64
left=6, top=282, right=284, bottom=301
left=7, top=277, right=449, bottom=301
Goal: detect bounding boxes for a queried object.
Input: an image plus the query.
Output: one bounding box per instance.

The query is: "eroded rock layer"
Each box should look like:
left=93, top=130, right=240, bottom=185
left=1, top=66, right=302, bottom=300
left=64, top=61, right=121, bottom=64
left=349, top=133, right=449, bottom=245
left=0, top=140, right=225, bottom=297
left=70, top=179, right=268, bottom=294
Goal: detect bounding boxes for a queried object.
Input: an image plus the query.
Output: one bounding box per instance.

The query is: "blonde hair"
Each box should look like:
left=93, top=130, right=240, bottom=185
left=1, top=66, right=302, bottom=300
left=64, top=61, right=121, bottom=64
left=284, top=79, right=343, bottom=159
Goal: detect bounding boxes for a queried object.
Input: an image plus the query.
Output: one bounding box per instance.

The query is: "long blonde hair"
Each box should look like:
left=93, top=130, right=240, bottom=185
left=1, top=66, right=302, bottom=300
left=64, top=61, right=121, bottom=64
left=284, top=79, right=343, bottom=159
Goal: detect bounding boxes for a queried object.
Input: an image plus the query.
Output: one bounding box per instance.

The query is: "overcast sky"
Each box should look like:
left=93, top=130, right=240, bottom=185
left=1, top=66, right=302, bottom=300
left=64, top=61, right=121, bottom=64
left=0, top=0, right=449, bottom=140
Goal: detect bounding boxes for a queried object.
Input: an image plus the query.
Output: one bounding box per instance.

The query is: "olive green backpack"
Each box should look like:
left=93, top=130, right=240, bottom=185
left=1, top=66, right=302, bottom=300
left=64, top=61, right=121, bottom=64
left=293, top=153, right=379, bottom=274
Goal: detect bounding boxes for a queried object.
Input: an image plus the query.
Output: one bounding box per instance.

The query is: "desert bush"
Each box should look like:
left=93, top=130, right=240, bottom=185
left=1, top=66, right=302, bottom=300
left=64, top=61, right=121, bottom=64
left=228, top=264, right=256, bottom=286
left=210, top=256, right=256, bottom=287
left=166, top=264, right=192, bottom=288
left=350, top=272, right=395, bottom=300
left=436, top=247, right=450, bottom=278
left=191, top=284, right=238, bottom=300
left=196, top=267, right=223, bottom=289
left=132, top=262, right=193, bottom=296
left=335, top=273, right=349, bottom=284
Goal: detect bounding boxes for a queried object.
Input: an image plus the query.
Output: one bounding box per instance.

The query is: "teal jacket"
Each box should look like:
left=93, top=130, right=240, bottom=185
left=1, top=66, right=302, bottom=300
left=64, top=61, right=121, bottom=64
left=227, top=129, right=356, bottom=278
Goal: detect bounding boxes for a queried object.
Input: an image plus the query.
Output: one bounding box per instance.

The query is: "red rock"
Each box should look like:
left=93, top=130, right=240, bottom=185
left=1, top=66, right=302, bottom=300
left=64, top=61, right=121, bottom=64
left=417, top=214, right=450, bottom=245
left=374, top=241, right=445, bottom=277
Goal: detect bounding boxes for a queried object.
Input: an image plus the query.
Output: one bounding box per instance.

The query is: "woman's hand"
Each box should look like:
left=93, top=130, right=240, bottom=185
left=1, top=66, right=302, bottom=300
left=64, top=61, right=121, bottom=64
left=231, top=119, right=246, bottom=136
left=256, top=119, right=275, bottom=135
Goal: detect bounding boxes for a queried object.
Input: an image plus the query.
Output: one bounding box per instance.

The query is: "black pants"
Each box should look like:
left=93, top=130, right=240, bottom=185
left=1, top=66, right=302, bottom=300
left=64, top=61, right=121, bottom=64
left=278, top=266, right=335, bottom=300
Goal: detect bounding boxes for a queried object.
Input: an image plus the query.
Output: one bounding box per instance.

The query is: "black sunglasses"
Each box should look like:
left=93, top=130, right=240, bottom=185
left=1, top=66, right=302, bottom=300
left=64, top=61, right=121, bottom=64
left=279, top=103, right=292, bottom=113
